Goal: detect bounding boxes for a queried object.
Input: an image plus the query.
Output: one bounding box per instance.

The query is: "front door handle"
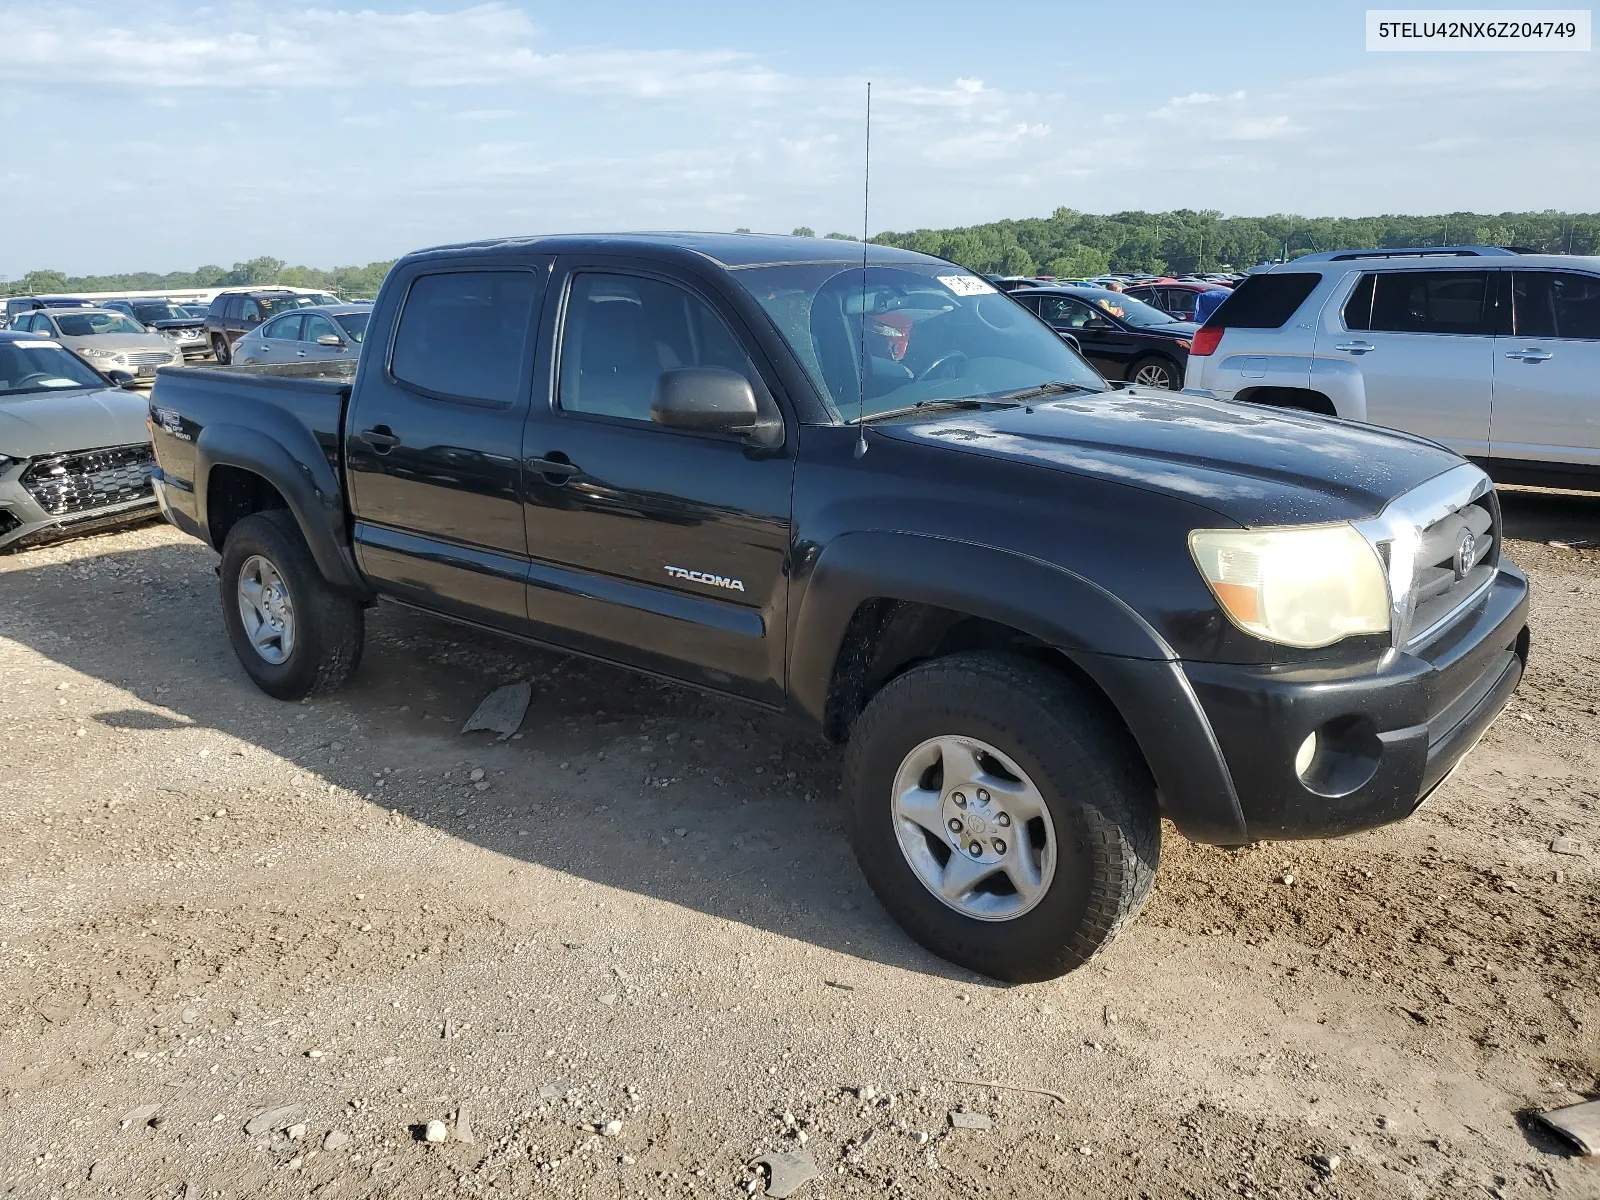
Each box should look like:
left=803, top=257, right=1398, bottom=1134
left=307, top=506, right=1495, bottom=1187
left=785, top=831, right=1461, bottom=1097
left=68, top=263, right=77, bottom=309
left=526, top=454, right=580, bottom=482
left=360, top=425, right=401, bottom=452
left=1505, top=347, right=1553, bottom=362
left=1335, top=341, right=1376, bottom=354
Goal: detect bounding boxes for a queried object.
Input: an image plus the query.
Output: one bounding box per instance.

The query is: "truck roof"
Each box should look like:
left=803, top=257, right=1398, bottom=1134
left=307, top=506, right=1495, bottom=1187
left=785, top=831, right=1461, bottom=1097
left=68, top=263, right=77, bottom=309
left=401, top=231, right=935, bottom=270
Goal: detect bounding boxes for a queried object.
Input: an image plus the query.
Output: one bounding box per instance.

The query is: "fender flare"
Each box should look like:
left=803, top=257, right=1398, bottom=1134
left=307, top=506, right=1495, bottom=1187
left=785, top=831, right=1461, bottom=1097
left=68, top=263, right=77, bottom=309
left=788, top=530, right=1248, bottom=845
left=194, top=422, right=368, bottom=595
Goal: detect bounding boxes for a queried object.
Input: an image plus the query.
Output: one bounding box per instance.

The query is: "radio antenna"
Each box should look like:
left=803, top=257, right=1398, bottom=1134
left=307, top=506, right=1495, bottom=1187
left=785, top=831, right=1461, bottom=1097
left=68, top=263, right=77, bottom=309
left=854, top=80, right=872, bottom=458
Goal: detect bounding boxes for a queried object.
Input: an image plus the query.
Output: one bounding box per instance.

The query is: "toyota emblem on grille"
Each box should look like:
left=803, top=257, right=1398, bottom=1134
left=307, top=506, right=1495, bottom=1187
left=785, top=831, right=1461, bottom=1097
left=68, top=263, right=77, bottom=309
left=1453, top=529, right=1477, bottom=580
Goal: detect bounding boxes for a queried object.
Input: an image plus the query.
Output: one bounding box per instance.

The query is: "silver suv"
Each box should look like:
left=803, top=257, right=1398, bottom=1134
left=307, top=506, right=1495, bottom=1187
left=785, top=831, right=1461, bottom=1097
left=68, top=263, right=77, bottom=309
left=1183, top=246, right=1600, bottom=490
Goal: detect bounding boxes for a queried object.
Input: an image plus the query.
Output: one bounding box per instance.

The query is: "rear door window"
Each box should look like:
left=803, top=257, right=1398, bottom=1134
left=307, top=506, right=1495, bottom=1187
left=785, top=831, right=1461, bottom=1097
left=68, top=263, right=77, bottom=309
left=1359, top=270, right=1492, bottom=335
left=264, top=315, right=302, bottom=340
left=1512, top=272, right=1600, bottom=340
left=390, top=270, right=538, bottom=404
left=1204, top=272, right=1322, bottom=329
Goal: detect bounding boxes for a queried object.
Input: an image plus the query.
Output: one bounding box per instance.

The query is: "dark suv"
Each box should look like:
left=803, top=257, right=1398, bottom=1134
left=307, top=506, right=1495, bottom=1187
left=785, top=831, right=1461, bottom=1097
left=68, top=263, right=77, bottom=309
left=205, top=289, right=340, bottom=364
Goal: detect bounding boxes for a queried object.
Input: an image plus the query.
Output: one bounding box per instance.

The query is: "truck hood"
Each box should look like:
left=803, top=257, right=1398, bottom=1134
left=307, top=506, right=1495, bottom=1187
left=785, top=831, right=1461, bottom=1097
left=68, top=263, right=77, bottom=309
left=878, top=387, right=1467, bottom=526
left=0, top=386, right=151, bottom=459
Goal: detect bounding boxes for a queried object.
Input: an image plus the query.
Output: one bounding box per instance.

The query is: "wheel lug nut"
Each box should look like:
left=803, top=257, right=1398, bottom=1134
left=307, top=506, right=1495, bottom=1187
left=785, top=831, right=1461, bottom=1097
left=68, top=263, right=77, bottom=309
left=952, top=792, right=967, bottom=808
left=996, top=812, right=1011, bottom=828
left=977, top=789, right=990, bottom=804
left=968, top=843, right=983, bottom=858
left=947, top=818, right=963, bottom=833
left=992, top=839, right=1007, bottom=855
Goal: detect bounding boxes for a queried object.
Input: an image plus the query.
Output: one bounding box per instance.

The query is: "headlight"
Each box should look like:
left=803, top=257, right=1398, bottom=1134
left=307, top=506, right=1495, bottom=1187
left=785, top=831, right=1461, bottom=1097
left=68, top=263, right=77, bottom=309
left=1189, top=524, right=1390, bottom=648
left=80, top=347, right=116, bottom=358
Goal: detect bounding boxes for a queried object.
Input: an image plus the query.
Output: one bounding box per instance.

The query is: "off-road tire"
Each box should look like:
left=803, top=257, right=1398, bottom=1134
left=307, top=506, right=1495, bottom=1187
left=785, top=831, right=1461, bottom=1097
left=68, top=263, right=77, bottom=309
left=219, top=510, right=363, bottom=700
left=844, top=652, right=1159, bottom=982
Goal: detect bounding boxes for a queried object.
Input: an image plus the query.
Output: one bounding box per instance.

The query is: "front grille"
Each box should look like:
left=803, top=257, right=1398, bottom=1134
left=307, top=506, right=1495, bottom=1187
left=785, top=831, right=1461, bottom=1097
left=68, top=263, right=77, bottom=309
left=1354, top=463, right=1502, bottom=651
left=1408, top=496, right=1498, bottom=640
left=21, top=444, right=154, bottom=517
left=123, top=350, right=174, bottom=367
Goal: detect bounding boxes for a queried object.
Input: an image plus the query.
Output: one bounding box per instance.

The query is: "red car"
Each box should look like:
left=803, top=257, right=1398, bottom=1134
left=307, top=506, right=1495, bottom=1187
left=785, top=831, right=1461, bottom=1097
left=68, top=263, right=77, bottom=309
left=1123, top=279, right=1231, bottom=322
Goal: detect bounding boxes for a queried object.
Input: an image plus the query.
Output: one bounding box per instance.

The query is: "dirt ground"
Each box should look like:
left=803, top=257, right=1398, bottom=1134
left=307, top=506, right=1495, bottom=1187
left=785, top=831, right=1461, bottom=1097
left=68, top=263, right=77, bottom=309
left=1, top=489, right=1596, bottom=1200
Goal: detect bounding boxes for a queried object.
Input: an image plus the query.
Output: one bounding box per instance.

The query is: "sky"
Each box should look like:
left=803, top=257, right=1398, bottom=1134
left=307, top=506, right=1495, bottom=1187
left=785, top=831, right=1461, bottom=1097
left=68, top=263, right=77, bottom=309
left=3, top=0, right=1597, bottom=277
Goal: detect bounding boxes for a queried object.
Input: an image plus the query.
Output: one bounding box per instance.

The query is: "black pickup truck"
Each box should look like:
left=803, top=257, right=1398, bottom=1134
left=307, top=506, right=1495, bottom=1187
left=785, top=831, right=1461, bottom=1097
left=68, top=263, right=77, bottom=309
left=147, top=233, right=1530, bottom=981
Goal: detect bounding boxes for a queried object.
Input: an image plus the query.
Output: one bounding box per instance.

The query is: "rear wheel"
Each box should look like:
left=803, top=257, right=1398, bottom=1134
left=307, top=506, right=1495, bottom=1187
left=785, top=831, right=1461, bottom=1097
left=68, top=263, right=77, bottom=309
left=1129, top=355, right=1180, bottom=390
left=219, top=511, right=363, bottom=700
left=212, top=334, right=231, bottom=365
left=844, top=652, right=1159, bottom=982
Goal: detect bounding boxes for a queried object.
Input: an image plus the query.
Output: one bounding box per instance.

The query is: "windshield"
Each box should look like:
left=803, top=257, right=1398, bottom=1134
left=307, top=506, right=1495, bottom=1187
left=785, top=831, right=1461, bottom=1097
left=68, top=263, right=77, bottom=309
left=334, top=311, right=370, bottom=343
left=1073, top=289, right=1184, bottom=328
left=734, top=261, right=1105, bottom=421
left=55, top=312, right=146, bottom=336
left=132, top=303, right=192, bottom=323
left=0, top=339, right=106, bottom=396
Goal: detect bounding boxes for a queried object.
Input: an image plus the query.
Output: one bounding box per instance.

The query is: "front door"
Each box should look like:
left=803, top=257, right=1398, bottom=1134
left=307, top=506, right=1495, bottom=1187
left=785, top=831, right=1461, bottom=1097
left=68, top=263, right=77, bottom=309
left=345, top=260, right=551, bottom=630
left=1491, top=269, right=1600, bottom=470
left=519, top=259, right=794, bottom=704
left=1031, top=294, right=1135, bottom=378
left=1327, top=268, right=1497, bottom=456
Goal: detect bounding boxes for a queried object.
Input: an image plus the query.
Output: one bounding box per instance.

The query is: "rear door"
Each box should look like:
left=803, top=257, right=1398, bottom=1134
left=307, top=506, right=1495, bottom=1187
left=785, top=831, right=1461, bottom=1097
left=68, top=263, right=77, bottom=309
left=1328, top=268, right=1496, bottom=455
left=1492, top=270, right=1600, bottom=469
left=517, top=257, right=795, bottom=704
left=250, top=314, right=301, bottom=363
left=345, top=258, right=551, bottom=630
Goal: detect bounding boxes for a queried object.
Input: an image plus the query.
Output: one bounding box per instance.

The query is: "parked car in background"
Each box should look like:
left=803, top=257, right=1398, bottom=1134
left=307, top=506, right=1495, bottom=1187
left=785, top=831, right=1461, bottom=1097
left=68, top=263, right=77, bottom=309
left=9, top=308, right=183, bottom=385
left=1124, top=280, right=1231, bottom=322
left=1183, top=246, right=1600, bottom=489
left=231, top=304, right=371, bottom=366
left=102, top=298, right=210, bottom=360
left=2, top=296, right=94, bottom=329
left=177, top=304, right=210, bottom=319
left=0, top=330, right=158, bottom=549
left=1012, top=286, right=1195, bottom=388
left=986, top=276, right=1048, bottom=293
left=204, top=288, right=342, bottom=364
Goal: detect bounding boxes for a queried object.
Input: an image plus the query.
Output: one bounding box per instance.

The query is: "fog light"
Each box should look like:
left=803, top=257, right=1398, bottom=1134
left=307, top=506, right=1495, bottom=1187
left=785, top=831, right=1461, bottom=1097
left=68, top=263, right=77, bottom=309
left=1294, top=732, right=1318, bottom=780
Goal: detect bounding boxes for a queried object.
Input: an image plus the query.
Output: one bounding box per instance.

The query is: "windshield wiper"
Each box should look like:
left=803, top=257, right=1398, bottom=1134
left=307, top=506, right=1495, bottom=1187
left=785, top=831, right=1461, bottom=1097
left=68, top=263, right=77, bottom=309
left=850, top=398, right=1007, bottom=425
left=989, top=380, right=1099, bottom=401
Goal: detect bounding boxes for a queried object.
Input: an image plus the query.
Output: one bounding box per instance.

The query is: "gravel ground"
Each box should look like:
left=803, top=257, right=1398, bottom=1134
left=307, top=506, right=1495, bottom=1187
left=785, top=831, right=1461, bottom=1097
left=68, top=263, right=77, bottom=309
left=1, top=490, right=1596, bottom=1200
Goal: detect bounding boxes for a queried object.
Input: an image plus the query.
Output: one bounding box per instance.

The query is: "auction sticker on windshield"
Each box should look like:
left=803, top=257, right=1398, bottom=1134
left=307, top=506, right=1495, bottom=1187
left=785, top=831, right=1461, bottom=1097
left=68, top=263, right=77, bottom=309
left=13, top=341, right=62, bottom=349
left=937, top=274, right=998, bottom=296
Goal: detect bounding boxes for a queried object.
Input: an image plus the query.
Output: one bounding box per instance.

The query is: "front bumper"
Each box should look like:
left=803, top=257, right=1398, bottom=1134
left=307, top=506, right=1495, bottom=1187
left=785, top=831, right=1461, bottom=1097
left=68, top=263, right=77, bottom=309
left=1182, top=564, right=1529, bottom=840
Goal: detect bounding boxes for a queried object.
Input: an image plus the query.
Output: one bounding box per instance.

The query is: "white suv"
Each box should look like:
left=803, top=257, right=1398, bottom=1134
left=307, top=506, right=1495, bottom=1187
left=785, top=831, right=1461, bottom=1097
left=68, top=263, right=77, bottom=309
left=1183, top=247, right=1600, bottom=490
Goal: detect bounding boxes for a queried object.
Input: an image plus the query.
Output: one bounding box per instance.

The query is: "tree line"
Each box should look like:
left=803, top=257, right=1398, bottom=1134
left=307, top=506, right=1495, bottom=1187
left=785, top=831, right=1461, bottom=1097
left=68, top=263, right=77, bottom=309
left=864, top=208, right=1600, bottom=277
left=9, top=209, right=1599, bottom=297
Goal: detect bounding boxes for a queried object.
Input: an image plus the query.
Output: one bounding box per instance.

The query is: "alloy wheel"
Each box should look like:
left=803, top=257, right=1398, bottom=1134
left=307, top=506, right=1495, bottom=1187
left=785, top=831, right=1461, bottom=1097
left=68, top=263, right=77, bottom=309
left=236, top=554, right=296, bottom=664
left=890, top=735, right=1058, bottom=921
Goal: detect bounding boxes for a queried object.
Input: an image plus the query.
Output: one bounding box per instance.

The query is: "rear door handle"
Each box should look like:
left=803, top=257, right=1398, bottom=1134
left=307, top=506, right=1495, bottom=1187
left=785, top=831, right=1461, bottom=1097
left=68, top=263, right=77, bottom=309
left=1506, top=347, right=1553, bottom=362
left=361, top=425, right=401, bottom=452
left=1335, top=341, right=1375, bottom=354
left=526, top=454, right=580, bottom=482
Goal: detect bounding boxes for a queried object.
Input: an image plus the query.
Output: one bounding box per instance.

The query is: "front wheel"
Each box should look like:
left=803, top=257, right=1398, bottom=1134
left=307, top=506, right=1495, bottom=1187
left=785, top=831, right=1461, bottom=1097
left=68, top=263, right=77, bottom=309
left=844, top=652, right=1159, bottom=982
left=219, top=511, right=364, bottom=700
left=1129, top=356, right=1180, bottom=389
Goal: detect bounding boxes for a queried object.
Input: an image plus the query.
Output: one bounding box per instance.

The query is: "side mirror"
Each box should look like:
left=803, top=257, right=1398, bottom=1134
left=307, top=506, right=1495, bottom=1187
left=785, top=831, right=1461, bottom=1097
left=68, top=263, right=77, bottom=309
left=106, top=369, right=140, bottom=390
left=317, top=334, right=344, bottom=347
left=652, top=366, right=761, bottom=436
left=1082, top=316, right=1110, bottom=330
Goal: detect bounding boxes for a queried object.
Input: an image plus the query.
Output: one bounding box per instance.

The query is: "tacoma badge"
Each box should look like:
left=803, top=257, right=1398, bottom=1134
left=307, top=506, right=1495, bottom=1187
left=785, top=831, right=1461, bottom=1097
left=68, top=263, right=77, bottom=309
left=664, top=565, right=745, bottom=592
